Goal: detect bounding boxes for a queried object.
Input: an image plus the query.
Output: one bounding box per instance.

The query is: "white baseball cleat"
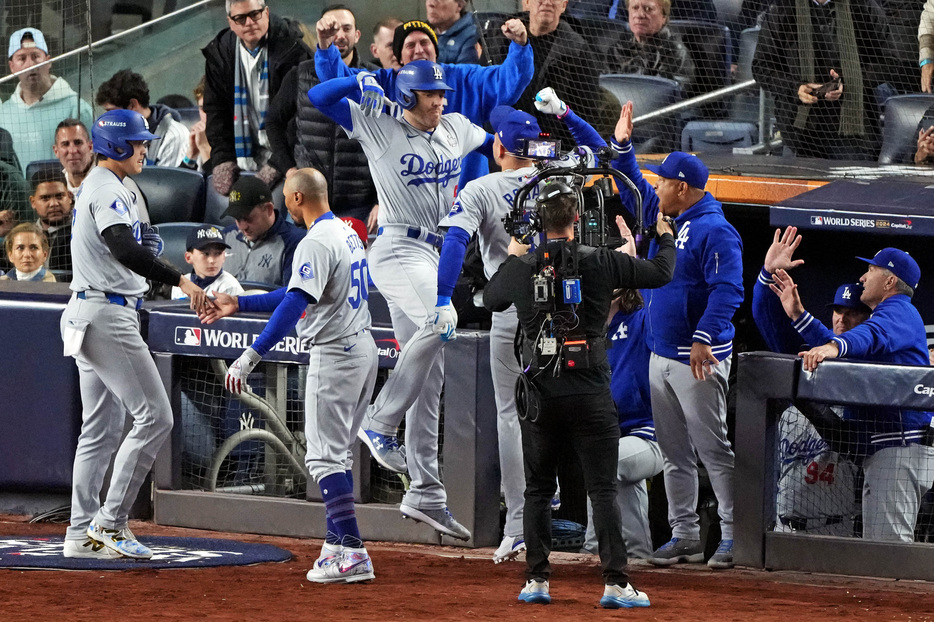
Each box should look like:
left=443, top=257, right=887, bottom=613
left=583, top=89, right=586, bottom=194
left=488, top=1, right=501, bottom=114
left=493, top=535, right=526, bottom=564
left=87, top=522, right=153, bottom=560
left=306, top=548, right=375, bottom=583
left=63, top=537, right=125, bottom=559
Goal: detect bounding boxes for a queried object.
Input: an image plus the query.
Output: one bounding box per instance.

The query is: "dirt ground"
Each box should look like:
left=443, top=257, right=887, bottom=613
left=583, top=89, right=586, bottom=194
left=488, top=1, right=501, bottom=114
left=1, top=514, right=932, bottom=621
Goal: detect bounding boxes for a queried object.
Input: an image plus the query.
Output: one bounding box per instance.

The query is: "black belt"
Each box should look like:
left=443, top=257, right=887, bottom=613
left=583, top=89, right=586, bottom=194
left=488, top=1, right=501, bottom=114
left=77, top=290, right=143, bottom=310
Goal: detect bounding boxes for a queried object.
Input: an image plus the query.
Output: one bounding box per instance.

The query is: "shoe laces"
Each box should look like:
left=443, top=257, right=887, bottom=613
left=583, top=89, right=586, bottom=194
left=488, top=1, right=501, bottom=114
left=382, top=434, right=400, bottom=450
left=715, top=539, right=733, bottom=554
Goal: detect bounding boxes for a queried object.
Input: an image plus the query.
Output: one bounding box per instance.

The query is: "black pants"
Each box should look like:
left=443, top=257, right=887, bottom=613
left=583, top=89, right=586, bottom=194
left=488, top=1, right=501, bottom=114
left=520, top=390, right=629, bottom=586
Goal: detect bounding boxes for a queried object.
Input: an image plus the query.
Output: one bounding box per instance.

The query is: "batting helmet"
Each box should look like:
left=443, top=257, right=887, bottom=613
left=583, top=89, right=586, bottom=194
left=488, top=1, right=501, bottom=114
left=92, top=109, right=160, bottom=161
left=395, top=60, right=452, bottom=110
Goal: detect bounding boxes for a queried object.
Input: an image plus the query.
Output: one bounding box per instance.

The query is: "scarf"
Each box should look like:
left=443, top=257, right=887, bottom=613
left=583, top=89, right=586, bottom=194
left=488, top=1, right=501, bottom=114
left=793, top=0, right=865, bottom=136
left=233, top=43, right=269, bottom=162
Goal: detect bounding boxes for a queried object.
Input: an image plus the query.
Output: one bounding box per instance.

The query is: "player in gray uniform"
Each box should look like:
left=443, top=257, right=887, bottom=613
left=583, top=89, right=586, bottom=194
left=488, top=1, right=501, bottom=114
left=309, top=59, right=488, bottom=540
left=204, top=168, right=378, bottom=583
left=434, top=91, right=604, bottom=562
left=60, top=109, right=209, bottom=560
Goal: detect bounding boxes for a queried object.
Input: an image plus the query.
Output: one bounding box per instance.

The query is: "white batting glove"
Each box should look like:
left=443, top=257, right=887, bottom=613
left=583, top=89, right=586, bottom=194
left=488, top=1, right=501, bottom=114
left=357, top=72, right=385, bottom=118
left=534, top=87, right=569, bottom=118
left=431, top=301, right=458, bottom=342
left=226, top=347, right=262, bottom=394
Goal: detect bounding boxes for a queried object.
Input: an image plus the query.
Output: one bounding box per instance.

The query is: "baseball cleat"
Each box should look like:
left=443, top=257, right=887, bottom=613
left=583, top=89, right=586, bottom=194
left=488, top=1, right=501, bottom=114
left=306, top=548, right=375, bottom=583
left=493, top=535, right=526, bottom=564
left=63, top=537, right=125, bottom=559
left=399, top=504, right=471, bottom=541
left=600, top=583, right=650, bottom=609
left=649, top=537, right=704, bottom=566
left=87, top=522, right=153, bottom=559
left=707, top=539, right=734, bottom=569
left=357, top=428, right=408, bottom=474
left=518, top=579, right=551, bottom=604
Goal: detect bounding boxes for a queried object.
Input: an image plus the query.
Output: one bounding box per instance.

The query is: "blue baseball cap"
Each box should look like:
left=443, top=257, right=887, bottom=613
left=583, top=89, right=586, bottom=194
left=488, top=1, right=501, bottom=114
left=826, top=283, right=870, bottom=313
left=490, top=105, right=542, bottom=154
left=8, top=27, right=48, bottom=59
left=645, top=151, right=709, bottom=190
left=856, top=248, right=921, bottom=290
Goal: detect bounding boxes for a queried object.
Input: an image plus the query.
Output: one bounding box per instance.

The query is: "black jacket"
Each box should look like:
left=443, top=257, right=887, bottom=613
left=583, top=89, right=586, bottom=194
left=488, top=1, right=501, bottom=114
left=201, top=13, right=312, bottom=167
left=265, top=48, right=379, bottom=213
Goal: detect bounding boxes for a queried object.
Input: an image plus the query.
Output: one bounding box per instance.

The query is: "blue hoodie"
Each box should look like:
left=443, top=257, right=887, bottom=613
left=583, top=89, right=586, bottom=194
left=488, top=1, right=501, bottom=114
left=608, top=307, right=655, bottom=440
left=611, top=139, right=744, bottom=363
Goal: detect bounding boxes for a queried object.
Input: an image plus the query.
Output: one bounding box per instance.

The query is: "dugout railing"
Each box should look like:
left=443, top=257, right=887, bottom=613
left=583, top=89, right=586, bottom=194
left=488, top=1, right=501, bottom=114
left=736, top=351, right=934, bottom=581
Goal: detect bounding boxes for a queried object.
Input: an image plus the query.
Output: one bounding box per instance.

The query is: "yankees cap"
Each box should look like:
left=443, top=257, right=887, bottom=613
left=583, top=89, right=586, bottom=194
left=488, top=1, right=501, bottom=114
left=490, top=105, right=542, bottom=155
left=645, top=151, right=709, bottom=190
left=187, top=224, right=230, bottom=251
left=857, top=247, right=921, bottom=290
left=223, top=176, right=272, bottom=219
left=9, top=27, right=49, bottom=59
left=826, top=283, right=870, bottom=313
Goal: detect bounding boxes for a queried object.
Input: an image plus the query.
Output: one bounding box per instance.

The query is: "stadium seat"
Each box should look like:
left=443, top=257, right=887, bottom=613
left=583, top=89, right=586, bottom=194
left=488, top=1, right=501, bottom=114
left=731, top=26, right=772, bottom=128
left=24, top=159, right=61, bottom=183
left=681, top=121, right=757, bottom=153
left=134, top=166, right=205, bottom=224
left=564, top=14, right=630, bottom=60
left=668, top=20, right=732, bottom=119
left=599, top=74, right=683, bottom=152
left=175, top=107, right=201, bottom=129
left=156, top=222, right=200, bottom=272
left=878, top=94, right=934, bottom=164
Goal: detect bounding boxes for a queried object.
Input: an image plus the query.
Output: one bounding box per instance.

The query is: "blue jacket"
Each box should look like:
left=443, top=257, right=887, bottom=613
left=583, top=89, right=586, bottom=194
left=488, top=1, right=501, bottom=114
left=611, top=139, right=744, bottom=363
left=437, top=13, right=480, bottom=64
left=752, top=267, right=808, bottom=354
left=607, top=307, right=655, bottom=440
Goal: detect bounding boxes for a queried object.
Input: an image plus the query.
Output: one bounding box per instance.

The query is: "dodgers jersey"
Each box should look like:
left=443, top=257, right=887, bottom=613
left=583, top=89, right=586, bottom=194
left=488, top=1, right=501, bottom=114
left=70, top=166, right=147, bottom=297
left=346, top=104, right=486, bottom=232
left=288, top=213, right=371, bottom=344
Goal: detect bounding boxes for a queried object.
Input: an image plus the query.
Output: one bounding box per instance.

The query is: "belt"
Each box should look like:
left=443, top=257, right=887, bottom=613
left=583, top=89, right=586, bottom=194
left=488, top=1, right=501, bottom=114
left=77, top=290, right=143, bottom=310
left=377, top=224, right=444, bottom=250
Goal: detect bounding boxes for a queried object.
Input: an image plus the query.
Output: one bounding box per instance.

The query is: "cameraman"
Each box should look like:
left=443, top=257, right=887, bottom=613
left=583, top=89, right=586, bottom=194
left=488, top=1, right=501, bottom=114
left=483, top=181, right=676, bottom=609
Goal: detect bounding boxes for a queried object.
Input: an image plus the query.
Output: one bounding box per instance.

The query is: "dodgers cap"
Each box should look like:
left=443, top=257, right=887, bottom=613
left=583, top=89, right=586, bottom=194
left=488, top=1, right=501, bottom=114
left=856, top=248, right=921, bottom=290
left=645, top=151, right=709, bottom=190
left=490, top=105, right=542, bottom=154
left=826, top=283, right=870, bottom=313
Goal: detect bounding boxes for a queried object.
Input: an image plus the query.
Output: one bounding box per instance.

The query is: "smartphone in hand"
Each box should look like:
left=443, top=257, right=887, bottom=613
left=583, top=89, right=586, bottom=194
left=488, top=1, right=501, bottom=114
left=811, top=77, right=842, bottom=99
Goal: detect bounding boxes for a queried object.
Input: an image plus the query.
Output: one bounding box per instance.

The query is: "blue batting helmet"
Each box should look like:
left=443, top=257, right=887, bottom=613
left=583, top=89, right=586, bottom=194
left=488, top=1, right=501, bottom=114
left=92, top=109, right=160, bottom=161
left=395, top=60, right=452, bottom=110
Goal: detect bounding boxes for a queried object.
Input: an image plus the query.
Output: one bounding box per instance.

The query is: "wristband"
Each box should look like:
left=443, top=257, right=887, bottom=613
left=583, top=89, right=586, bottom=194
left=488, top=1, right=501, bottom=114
left=183, top=156, right=195, bottom=165
left=921, top=59, right=932, bottom=68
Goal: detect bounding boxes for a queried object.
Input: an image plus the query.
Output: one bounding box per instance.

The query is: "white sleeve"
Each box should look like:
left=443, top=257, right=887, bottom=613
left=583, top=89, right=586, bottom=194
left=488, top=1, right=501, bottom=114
left=450, top=113, right=488, bottom=155
left=439, top=181, right=484, bottom=232
left=91, top=184, right=137, bottom=235
left=287, top=237, right=332, bottom=303
left=346, top=103, right=393, bottom=161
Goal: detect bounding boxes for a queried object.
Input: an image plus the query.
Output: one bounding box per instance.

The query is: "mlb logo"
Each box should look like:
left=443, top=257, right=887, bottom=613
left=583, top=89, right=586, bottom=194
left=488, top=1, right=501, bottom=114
left=175, top=327, right=202, bottom=346
left=810, top=216, right=823, bottom=225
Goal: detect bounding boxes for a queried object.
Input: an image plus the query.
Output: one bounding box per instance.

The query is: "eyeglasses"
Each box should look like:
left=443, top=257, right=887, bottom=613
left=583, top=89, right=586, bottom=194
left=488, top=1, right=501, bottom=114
left=229, top=7, right=266, bottom=25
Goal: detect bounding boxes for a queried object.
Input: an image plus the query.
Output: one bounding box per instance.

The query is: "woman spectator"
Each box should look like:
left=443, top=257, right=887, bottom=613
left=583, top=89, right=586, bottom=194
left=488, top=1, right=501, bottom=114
left=0, top=222, right=55, bottom=282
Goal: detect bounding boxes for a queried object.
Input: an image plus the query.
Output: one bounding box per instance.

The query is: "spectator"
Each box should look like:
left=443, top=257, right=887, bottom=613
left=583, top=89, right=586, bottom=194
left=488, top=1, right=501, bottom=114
left=221, top=175, right=303, bottom=286
left=96, top=70, right=189, bottom=168
left=880, top=0, right=923, bottom=95
left=921, top=0, right=934, bottom=92
left=202, top=0, right=312, bottom=195
left=611, top=101, right=744, bottom=569
left=53, top=118, right=94, bottom=193
left=427, top=0, right=480, bottom=64
left=29, top=168, right=72, bottom=272
left=0, top=222, right=55, bottom=281
left=266, top=5, right=380, bottom=226
left=0, top=156, right=30, bottom=247
left=0, top=28, right=93, bottom=173
left=171, top=224, right=243, bottom=299
left=369, top=17, right=402, bottom=69
left=791, top=248, right=934, bottom=542
left=180, top=77, right=213, bottom=173
left=753, top=0, right=893, bottom=160
left=606, top=0, right=694, bottom=88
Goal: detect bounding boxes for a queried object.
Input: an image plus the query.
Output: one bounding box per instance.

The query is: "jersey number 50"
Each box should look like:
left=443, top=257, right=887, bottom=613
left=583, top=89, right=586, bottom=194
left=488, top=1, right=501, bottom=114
left=348, top=259, right=369, bottom=309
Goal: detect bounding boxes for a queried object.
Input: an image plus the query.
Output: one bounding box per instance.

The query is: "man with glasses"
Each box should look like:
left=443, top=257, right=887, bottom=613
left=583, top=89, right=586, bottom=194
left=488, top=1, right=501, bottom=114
left=202, top=0, right=311, bottom=196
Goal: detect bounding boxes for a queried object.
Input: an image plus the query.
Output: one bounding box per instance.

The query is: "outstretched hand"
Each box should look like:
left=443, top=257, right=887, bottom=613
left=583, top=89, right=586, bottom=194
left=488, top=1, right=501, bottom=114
left=769, top=268, right=806, bottom=321
left=763, top=226, right=805, bottom=274
left=615, top=101, right=633, bottom=143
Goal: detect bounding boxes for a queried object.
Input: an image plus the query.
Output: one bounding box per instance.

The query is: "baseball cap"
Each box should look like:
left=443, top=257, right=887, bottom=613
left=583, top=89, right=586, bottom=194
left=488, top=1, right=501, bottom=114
left=645, top=151, right=709, bottom=190
left=341, top=217, right=369, bottom=248
left=186, top=224, right=230, bottom=251
left=223, top=176, right=272, bottom=219
left=490, top=105, right=542, bottom=154
left=856, top=247, right=921, bottom=290
left=825, top=283, right=870, bottom=313
left=8, top=28, right=49, bottom=59
left=393, top=20, right=438, bottom=62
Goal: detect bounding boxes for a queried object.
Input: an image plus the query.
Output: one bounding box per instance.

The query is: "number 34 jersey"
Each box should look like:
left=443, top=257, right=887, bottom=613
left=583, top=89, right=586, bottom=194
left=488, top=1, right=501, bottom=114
left=288, top=213, right=371, bottom=345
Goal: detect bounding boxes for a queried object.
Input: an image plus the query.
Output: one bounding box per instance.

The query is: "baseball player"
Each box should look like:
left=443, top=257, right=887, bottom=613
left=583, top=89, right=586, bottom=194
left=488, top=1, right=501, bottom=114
left=433, top=89, right=605, bottom=562
left=308, top=60, right=489, bottom=540
left=60, top=109, right=209, bottom=560
left=203, top=168, right=378, bottom=582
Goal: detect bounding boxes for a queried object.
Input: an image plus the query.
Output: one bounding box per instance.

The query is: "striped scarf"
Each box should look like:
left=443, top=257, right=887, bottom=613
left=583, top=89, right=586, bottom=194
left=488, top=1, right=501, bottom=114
left=233, top=43, right=269, bottom=162
left=793, top=0, right=865, bottom=136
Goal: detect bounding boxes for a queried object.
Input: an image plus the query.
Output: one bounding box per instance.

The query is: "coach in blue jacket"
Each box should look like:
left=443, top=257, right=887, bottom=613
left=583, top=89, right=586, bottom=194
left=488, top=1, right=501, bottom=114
left=611, top=102, right=744, bottom=569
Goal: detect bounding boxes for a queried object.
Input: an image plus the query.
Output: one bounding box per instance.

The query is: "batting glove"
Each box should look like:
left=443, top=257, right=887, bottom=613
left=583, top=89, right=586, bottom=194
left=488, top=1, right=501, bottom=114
left=226, top=347, right=262, bottom=394
left=140, top=223, right=164, bottom=257
left=534, top=87, right=569, bottom=119
left=431, top=298, right=458, bottom=342
left=357, top=72, right=385, bottom=118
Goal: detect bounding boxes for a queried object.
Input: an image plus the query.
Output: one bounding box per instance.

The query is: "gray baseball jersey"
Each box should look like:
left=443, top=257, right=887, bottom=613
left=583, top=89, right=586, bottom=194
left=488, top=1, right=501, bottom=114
left=70, top=166, right=147, bottom=296
left=346, top=104, right=487, bottom=232
left=288, top=214, right=371, bottom=344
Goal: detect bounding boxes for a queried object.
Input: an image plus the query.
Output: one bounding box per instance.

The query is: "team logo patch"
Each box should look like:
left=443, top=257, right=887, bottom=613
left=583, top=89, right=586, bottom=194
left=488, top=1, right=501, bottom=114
left=447, top=201, right=463, bottom=217
left=299, top=262, right=314, bottom=280
left=175, top=327, right=202, bottom=346
left=110, top=198, right=128, bottom=215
